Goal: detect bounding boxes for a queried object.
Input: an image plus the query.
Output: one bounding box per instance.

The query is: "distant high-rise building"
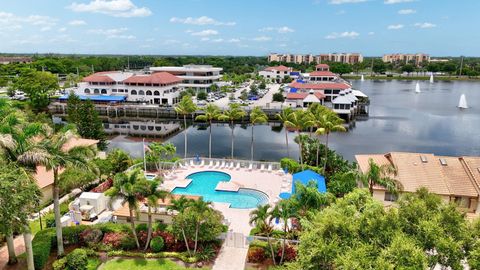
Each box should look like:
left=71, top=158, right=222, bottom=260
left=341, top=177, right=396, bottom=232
left=382, top=53, right=430, bottom=66
left=267, top=53, right=363, bottom=64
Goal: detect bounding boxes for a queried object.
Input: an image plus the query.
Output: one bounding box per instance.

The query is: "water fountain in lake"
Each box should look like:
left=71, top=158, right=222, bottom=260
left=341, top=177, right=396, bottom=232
left=415, top=82, right=421, bottom=93
left=458, top=94, right=468, bottom=109
left=430, top=73, right=434, bottom=84
left=361, top=74, right=365, bottom=82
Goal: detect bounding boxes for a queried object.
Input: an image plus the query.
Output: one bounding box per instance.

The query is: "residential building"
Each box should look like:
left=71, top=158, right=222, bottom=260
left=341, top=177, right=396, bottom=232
left=73, top=71, right=184, bottom=105
left=34, top=138, right=99, bottom=203
left=355, top=152, right=480, bottom=214
left=267, top=53, right=363, bottom=64
left=285, top=91, right=325, bottom=108
left=382, top=53, right=430, bottom=66
left=258, top=65, right=293, bottom=82
left=0, top=56, right=32, bottom=65
left=149, top=65, right=223, bottom=92
left=103, top=120, right=181, bottom=137
left=113, top=194, right=201, bottom=225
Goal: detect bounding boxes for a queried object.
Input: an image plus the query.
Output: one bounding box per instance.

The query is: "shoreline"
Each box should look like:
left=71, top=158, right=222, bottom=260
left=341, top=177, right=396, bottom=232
left=342, top=75, right=480, bottom=81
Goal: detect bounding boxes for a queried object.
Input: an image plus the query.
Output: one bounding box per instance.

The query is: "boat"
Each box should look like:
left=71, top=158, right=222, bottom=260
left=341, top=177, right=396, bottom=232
left=415, top=82, right=421, bottom=93
left=430, top=73, right=434, bottom=84
left=361, top=74, right=365, bottom=82
left=458, top=94, right=468, bottom=109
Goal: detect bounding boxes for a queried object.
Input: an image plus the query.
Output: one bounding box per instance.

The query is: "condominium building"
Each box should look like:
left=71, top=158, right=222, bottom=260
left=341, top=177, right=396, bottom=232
left=0, top=56, right=32, bottom=65
left=355, top=152, right=480, bottom=214
left=382, top=53, right=430, bottom=66
left=259, top=65, right=293, bottom=82
left=73, top=71, right=184, bottom=105
left=149, top=65, right=222, bottom=92
left=267, top=53, right=363, bottom=64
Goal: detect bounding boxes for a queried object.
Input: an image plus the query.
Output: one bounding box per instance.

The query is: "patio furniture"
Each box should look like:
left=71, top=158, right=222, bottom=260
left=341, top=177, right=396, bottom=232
left=199, top=160, right=205, bottom=167
left=229, top=162, right=235, bottom=170
left=267, top=164, right=273, bottom=172
left=219, top=161, right=225, bottom=168
left=189, top=160, right=195, bottom=167
left=247, top=163, right=253, bottom=171
left=235, top=162, right=241, bottom=170
left=208, top=160, right=214, bottom=168
left=260, top=164, right=265, bottom=172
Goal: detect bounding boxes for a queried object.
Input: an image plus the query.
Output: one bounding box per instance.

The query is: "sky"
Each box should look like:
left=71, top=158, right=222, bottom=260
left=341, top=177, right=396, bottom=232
left=0, top=0, right=479, bottom=56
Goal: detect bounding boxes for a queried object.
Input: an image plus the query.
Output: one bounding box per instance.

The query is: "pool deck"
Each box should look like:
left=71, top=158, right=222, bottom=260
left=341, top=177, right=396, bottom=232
left=160, top=164, right=292, bottom=234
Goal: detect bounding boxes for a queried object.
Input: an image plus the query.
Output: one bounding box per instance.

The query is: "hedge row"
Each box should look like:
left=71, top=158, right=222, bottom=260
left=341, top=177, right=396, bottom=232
left=107, top=250, right=198, bottom=263
left=32, top=223, right=131, bottom=270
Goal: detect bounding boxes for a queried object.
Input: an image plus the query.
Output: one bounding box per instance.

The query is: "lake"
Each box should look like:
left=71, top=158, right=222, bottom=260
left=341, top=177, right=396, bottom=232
left=108, top=79, right=480, bottom=161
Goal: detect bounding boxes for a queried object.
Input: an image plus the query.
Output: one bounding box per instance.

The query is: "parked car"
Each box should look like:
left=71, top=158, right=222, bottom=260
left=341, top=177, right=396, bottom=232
left=197, top=100, right=207, bottom=106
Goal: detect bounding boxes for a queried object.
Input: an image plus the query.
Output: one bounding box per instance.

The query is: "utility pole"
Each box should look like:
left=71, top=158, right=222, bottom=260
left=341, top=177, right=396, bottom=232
left=91, top=65, right=94, bottom=73
left=370, top=58, right=374, bottom=76
left=459, top=56, right=464, bottom=77
left=76, top=67, right=79, bottom=77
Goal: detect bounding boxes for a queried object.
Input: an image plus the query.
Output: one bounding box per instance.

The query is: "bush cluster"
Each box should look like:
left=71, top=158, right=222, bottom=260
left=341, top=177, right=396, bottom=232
left=247, top=246, right=266, bottom=263
left=150, top=236, right=165, bottom=252
left=66, top=248, right=88, bottom=270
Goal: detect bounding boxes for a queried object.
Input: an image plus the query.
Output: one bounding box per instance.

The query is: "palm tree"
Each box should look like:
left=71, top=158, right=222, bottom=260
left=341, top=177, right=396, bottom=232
left=307, top=104, right=330, bottom=166
left=318, top=113, right=347, bottom=174
left=249, top=205, right=276, bottom=265
left=189, top=199, right=212, bottom=254
left=271, top=200, right=298, bottom=265
left=174, top=95, right=197, bottom=158
left=360, top=158, right=401, bottom=196
left=167, top=196, right=194, bottom=255
left=291, top=181, right=335, bottom=216
left=284, top=110, right=312, bottom=168
left=142, top=178, right=169, bottom=251
left=218, top=103, right=246, bottom=159
left=249, top=107, right=268, bottom=161
left=18, top=129, right=96, bottom=256
left=106, top=169, right=148, bottom=249
left=276, top=107, right=293, bottom=158
left=195, top=104, right=221, bottom=158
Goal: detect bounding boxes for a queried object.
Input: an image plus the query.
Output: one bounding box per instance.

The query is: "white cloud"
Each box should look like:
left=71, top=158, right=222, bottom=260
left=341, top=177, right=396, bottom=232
left=162, top=39, right=180, bottom=45
left=329, top=0, right=368, bottom=4
left=398, top=9, right=416, bottom=14
left=259, top=26, right=294, bottom=34
left=190, top=29, right=218, bottom=36
left=69, top=20, right=87, bottom=26
left=385, top=0, right=415, bottom=4
left=252, top=36, right=272, bottom=42
left=68, top=0, right=152, bottom=18
left=227, top=38, right=240, bottom=43
left=368, top=31, right=375, bottom=35
left=88, top=27, right=135, bottom=39
left=325, top=31, right=359, bottom=39
left=387, top=24, right=404, bottom=30
left=58, top=27, right=67, bottom=32
left=414, top=22, right=436, bottom=28
left=169, top=16, right=235, bottom=26
left=0, top=12, right=57, bottom=32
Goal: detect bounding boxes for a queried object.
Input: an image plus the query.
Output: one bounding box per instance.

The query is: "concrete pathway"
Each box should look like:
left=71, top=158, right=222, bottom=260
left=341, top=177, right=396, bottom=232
left=0, top=236, right=25, bottom=269
left=212, top=244, right=248, bottom=270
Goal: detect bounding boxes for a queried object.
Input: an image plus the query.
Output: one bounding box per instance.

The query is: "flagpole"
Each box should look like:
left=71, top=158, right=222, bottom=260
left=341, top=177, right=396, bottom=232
left=143, top=138, right=147, bottom=172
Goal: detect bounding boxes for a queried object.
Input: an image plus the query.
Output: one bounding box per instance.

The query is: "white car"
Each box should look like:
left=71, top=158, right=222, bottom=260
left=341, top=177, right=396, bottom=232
left=197, top=100, right=207, bottom=106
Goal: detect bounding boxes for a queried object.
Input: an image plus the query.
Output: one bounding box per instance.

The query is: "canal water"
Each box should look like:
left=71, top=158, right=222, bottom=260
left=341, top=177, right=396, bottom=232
left=108, top=80, right=480, bottom=161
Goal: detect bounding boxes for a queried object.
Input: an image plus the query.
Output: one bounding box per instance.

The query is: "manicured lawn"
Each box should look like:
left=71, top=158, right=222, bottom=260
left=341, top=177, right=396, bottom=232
left=87, top=258, right=101, bottom=270
left=100, top=258, right=210, bottom=270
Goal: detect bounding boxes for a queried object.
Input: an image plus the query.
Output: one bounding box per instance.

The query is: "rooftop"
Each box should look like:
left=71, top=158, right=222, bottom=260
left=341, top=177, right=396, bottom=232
left=264, top=65, right=291, bottom=72
left=289, top=82, right=350, bottom=90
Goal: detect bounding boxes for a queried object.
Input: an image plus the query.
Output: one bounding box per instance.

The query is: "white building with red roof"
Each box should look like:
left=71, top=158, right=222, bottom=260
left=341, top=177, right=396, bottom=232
left=75, top=71, right=184, bottom=105
left=149, top=65, right=222, bottom=92
left=285, top=90, right=326, bottom=108
left=259, top=65, right=293, bottom=82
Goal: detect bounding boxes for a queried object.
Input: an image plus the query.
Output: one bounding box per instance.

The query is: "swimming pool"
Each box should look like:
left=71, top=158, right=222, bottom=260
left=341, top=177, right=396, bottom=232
left=171, top=171, right=268, bottom=209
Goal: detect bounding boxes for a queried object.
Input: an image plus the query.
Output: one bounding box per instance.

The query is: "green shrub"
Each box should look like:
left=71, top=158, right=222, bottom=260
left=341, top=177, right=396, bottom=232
left=66, top=248, right=88, bottom=270
left=154, top=222, right=168, bottom=232
left=95, top=223, right=130, bottom=233
left=32, top=228, right=55, bottom=270
left=280, top=158, right=300, bottom=173
left=106, top=250, right=198, bottom=263
left=150, top=237, right=165, bottom=252
left=249, top=240, right=269, bottom=250
left=136, top=223, right=148, bottom=233
left=80, top=228, right=103, bottom=245
left=247, top=247, right=266, bottom=263
left=63, top=225, right=88, bottom=245
left=52, top=257, right=67, bottom=270
left=120, top=234, right=137, bottom=250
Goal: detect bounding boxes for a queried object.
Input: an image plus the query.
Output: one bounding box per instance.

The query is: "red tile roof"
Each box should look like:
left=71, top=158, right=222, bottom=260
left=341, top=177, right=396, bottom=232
left=264, top=65, right=291, bottom=72
left=82, top=73, right=116, bottom=83
left=289, top=82, right=350, bottom=90
left=309, top=71, right=336, bottom=77
left=123, top=72, right=182, bottom=85
left=316, top=64, right=330, bottom=68
left=286, top=92, right=325, bottom=100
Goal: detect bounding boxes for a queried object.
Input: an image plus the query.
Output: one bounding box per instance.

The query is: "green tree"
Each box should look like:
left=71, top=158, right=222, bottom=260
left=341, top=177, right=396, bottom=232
left=372, top=60, right=387, bottom=74
left=12, top=69, right=59, bottom=112
left=316, top=113, right=346, bottom=173
left=175, top=95, right=197, bottom=158
left=359, top=158, right=401, bottom=196
left=271, top=200, right=298, bottom=264
left=76, top=99, right=107, bottom=149
left=272, top=92, right=285, bottom=102
left=168, top=196, right=195, bottom=254
left=259, top=81, right=266, bottom=89
left=329, top=62, right=353, bottom=75
left=284, top=110, right=312, bottom=168
left=249, top=107, right=268, bottom=161
left=195, top=104, right=222, bottom=158
left=328, top=171, right=358, bottom=197
left=142, top=178, right=169, bottom=250
left=307, top=104, right=331, bottom=166
left=401, top=64, right=415, bottom=75
left=276, top=107, right=293, bottom=158
left=106, top=169, right=148, bottom=249
left=189, top=199, right=213, bottom=254
left=291, top=181, right=335, bottom=216
left=145, top=142, right=176, bottom=171
left=249, top=205, right=276, bottom=265
left=66, top=91, right=81, bottom=124
left=218, top=103, right=246, bottom=159
left=196, top=91, right=207, bottom=100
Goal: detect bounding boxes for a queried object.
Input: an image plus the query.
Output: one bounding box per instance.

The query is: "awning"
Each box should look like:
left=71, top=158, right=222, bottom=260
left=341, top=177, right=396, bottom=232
left=58, top=95, right=127, bottom=102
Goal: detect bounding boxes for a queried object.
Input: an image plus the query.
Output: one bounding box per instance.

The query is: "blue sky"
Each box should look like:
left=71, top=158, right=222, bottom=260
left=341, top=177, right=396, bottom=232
left=0, top=0, right=479, bottom=56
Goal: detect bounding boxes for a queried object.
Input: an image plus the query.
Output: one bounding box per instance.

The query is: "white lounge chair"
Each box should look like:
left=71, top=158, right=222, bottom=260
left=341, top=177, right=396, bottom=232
left=199, top=160, right=205, bottom=167
left=219, top=161, right=225, bottom=168
left=247, top=163, right=253, bottom=171
left=235, top=162, right=241, bottom=170
left=178, top=162, right=187, bottom=170
left=229, top=162, right=235, bottom=170
left=190, top=160, right=195, bottom=167
left=208, top=160, right=214, bottom=168
left=214, top=161, right=220, bottom=169
left=267, top=164, right=273, bottom=172
left=260, top=164, right=265, bottom=172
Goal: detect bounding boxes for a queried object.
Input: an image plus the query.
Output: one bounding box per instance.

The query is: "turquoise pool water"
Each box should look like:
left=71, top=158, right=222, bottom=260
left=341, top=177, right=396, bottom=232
left=172, top=171, right=268, bottom=209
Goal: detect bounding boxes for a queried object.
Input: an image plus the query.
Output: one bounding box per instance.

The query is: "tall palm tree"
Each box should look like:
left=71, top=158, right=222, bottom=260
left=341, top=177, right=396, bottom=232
left=360, top=158, right=401, bottom=196
left=271, top=200, right=298, bottom=265
left=195, top=104, right=221, bottom=158
left=249, top=107, right=268, bottom=161
left=307, top=104, right=330, bottom=166
left=174, top=95, right=197, bottom=158
left=218, top=103, right=246, bottom=159
left=284, top=110, right=312, bottom=168
left=167, top=196, right=194, bottom=255
left=276, top=107, right=293, bottom=158
left=249, top=205, right=276, bottom=265
left=18, top=129, right=96, bottom=256
left=106, top=169, right=148, bottom=249
left=291, top=181, right=335, bottom=216
left=318, top=113, right=347, bottom=174
left=142, top=178, right=169, bottom=251
left=189, top=199, right=212, bottom=254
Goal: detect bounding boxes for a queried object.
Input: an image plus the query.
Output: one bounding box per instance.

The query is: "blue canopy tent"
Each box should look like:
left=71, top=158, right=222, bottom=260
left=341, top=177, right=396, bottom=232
left=58, top=94, right=127, bottom=103
left=291, top=170, right=326, bottom=194
left=289, top=88, right=298, bottom=93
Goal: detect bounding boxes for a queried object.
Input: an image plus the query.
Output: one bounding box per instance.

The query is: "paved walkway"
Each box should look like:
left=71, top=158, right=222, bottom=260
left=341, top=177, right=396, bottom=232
left=0, top=236, right=25, bottom=269
left=212, top=244, right=248, bottom=270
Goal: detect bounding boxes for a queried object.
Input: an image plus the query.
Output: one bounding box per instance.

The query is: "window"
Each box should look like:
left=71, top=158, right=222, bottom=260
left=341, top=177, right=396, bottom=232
left=101, top=89, right=107, bottom=94
left=133, top=125, right=139, bottom=130
left=94, top=89, right=100, bottom=94
left=140, top=125, right=146, bottom=130
left=146, top=90, right=152, bottom=96
left=131, top=90, right=137, bottom=95
left=139, top=90, right=145, bottom=95
left=154, top=91, right=160, bottom=96
left=453, top=197, right=470, bottom=208
left=384, top=192, right=397, bottom=202
left=112, top=89, right=117, bottom=93
left=148, top=126, right=154, bottom=131
left=84, top=89, right=91, bottom=94
left=155, top=126, right=162, bottom=131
